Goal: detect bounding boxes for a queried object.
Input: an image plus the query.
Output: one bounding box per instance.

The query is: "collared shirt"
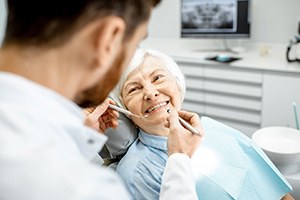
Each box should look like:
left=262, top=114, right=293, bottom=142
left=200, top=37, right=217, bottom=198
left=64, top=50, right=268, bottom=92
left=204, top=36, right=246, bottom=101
left=0, top=72, right=130, bottom=200
left=117, top=130, right=168, bottom=200
left=117, top=118, right=292, bottom=200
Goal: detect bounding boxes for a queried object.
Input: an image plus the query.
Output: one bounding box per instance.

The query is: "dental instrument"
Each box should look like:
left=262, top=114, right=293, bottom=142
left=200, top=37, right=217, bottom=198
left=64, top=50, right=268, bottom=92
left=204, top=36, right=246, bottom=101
left=293, top=102, right=299, bottom=130
left=109, top=104, right=201, bottom=136
left=167, top=109, right=202, bottom=136
left=108, top=104, right=149, bottom=119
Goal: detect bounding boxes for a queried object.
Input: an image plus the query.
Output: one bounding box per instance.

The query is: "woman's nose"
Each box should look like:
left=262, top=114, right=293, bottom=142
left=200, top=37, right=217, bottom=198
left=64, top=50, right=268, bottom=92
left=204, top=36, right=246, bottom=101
left=143, top=85, right=159, bottom=101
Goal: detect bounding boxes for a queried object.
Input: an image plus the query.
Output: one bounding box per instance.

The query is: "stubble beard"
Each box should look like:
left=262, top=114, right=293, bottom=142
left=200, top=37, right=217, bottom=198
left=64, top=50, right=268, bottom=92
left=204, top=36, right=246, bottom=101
left=75, top=49, right=126, bottom=108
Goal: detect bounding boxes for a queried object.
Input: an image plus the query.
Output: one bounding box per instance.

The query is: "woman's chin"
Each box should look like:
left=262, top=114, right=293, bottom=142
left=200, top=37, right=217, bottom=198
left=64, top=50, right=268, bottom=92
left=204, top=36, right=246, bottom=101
left=146, top=114, right=169, bottom=127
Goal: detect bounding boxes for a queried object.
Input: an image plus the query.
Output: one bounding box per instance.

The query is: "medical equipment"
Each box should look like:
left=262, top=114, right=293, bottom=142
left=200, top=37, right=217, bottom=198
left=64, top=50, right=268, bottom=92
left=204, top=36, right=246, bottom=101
left=109, top=104, right=202, bottom=136
left=179, top=117, right=202, bottom=136
left=293, top=102, right=299, bottom=130
left=286, top=20, right=300, bottom=63
left=286, top=35, right=300, bottom=63
left=167, top=109, right=202, bottom=136
left=252, top=126, right=300, bottom=174
left=108, top=104, right=149, bottom=119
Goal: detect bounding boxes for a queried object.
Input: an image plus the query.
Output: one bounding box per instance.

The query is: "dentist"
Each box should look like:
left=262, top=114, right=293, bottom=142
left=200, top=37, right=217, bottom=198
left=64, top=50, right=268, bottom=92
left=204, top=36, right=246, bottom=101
left=0, top=1, right=202, bottom=200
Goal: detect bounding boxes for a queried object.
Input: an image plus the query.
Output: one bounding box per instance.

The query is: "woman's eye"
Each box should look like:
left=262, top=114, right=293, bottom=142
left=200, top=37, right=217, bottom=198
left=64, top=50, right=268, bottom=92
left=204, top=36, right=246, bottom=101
left=153, top=74, right=164, bottom=82
left=128, top=87, right=141, bottom=94
left=128, top=88, right=136, bottom=94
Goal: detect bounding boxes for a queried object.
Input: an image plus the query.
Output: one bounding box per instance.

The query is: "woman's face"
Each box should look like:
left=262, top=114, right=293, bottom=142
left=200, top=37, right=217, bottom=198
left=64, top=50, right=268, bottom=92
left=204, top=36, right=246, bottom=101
left=121, top=56, right=182, bottom=135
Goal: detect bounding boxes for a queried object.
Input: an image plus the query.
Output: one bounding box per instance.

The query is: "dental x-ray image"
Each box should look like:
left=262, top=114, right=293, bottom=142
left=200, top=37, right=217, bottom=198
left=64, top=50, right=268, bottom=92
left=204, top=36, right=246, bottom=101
left=182, top=0, right=237, bottom=32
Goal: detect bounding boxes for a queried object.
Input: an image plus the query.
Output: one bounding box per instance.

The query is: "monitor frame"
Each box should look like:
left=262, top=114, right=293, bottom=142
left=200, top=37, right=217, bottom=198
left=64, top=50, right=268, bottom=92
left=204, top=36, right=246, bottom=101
left=180, top=0, right=251, bottom=39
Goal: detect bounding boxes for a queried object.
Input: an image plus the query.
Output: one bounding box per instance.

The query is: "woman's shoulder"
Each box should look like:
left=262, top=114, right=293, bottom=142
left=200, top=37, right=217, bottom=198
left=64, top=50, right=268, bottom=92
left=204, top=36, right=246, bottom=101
left=116, top=138, right=164, bottom=200
left=116, top=137, right=166, bottom=180
left=116, top=139, right=150, bottom=175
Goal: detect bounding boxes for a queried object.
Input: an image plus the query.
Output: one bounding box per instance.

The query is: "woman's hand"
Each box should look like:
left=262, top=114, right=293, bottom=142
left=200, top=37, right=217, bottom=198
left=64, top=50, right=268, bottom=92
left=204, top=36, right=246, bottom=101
left=84, top=98, right=119, bottom=133
left=166, top=110, right=204, bottom=158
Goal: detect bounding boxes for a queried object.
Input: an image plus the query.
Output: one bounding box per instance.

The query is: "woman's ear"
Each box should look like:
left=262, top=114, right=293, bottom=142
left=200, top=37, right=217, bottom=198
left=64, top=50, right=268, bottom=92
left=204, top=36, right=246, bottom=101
left=93, top=16, right=126, bottom=71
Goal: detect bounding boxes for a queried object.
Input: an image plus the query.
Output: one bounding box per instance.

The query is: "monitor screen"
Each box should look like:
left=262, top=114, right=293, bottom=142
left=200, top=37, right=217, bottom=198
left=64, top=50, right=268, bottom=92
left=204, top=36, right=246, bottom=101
left=181, top=0, right=251, bottom=38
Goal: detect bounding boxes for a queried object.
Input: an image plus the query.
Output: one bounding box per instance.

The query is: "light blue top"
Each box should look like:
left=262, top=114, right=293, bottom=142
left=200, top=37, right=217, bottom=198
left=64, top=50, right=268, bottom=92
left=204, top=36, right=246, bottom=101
left=0, top=72, right=130, bottom=200
left=116, top=130, right=168, bottom=200
left=117, top=117, right=292, bottom=200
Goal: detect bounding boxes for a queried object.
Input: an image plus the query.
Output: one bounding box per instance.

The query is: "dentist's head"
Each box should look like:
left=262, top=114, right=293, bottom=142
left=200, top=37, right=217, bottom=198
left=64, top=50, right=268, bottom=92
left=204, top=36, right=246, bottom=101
left=2, top=0, right=161, bottom=108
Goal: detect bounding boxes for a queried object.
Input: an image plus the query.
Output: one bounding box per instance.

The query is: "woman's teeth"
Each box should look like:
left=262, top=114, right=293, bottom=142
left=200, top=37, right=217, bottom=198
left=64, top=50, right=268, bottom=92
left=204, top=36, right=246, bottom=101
left=146, top=102, right=167, bottom=113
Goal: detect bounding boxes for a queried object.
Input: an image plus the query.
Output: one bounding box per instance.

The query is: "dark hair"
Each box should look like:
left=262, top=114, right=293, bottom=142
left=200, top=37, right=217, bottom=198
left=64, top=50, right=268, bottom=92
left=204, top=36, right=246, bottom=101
left=3, top=0, right=161, bottom=47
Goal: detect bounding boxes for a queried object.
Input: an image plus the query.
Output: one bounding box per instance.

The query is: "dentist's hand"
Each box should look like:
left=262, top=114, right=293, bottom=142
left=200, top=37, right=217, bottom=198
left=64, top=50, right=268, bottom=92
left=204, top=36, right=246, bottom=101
left=84, top=98, right=119, bottom=133
left=166, top=110, right=204, bottom=158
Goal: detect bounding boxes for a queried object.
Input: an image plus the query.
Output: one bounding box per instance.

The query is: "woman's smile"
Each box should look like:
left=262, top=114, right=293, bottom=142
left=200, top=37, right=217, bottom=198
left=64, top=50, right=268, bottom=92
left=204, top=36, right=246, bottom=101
left=145, top=101, right=169, bottom=114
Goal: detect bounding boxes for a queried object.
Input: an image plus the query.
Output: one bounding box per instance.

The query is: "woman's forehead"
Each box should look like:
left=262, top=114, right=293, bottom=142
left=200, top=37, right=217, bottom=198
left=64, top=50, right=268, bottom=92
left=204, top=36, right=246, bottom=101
left=126, top=57, right=169, bottom=80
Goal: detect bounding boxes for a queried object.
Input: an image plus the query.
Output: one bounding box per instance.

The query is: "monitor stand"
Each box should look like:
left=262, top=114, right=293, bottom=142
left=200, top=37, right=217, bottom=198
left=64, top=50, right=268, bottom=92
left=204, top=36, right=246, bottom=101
left=194, top=39, right=245, bottom=55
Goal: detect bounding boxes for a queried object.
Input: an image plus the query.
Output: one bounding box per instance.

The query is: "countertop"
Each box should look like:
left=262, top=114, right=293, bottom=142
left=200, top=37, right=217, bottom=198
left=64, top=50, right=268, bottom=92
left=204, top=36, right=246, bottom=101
left=140, top=38, right=300, bottom=74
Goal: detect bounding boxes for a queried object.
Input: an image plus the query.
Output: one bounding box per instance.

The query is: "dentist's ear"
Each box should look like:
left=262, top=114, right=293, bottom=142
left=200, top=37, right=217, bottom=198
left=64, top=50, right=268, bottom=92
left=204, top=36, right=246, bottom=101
left=93, top=16, right=126, bottom=72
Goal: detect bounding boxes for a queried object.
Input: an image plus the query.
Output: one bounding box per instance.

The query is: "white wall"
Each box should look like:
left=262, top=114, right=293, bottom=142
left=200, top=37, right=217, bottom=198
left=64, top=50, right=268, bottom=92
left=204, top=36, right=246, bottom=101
left=1, top=0, right=300, bottom=45
left=0, top=0, right=6, bottom=45
left=149, top=0, right=300, bottom=44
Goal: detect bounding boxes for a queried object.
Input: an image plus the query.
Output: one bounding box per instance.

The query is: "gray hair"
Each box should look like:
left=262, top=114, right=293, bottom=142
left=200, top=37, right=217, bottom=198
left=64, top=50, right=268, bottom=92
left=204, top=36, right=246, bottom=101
left=110, top=49, right=186, bottom=110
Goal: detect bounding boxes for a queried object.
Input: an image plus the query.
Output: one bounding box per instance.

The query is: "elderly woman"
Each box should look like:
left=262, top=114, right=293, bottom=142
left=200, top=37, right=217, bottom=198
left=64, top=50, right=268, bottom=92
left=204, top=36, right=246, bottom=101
left=110, top=49, right=293, bottom=200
